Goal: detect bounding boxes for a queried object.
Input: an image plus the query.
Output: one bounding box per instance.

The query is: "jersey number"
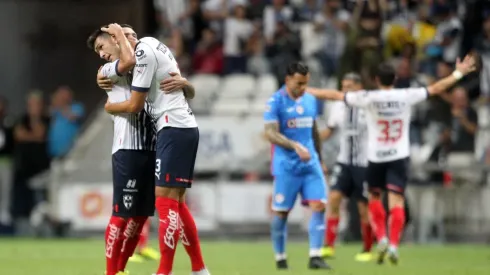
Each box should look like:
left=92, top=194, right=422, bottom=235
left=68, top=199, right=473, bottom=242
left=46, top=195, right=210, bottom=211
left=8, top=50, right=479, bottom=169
left=377, top=119, right=403, bottom=143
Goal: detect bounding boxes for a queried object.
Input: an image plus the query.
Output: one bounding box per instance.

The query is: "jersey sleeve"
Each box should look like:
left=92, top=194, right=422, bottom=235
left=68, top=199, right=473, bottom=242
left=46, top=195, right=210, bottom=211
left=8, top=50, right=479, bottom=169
left=326, top=102, right=341, bottom=128
left=405, top=87, right=429, bottom=105
left=263, top=96, right=279, bottom=123
left=101, top=60, right=122, bottom=81
left=344, top=90, right=370, bottom=107
left=131, top=43, right=157, bottom=92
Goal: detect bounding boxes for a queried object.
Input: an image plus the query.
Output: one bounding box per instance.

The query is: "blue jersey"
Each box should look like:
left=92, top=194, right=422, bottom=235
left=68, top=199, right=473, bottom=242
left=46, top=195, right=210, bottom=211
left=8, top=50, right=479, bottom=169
left=264, top=87, right=320, bottom=176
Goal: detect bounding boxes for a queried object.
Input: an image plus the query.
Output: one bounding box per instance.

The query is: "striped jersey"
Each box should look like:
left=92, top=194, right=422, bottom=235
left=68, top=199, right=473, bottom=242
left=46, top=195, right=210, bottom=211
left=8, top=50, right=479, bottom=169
left=327, top=101, right=368, bottom=167
left=344, top=87, right=428, bottom=162
left=131, top=37, right=197, bottom=131
left=101, top=60, right=156, bottom=154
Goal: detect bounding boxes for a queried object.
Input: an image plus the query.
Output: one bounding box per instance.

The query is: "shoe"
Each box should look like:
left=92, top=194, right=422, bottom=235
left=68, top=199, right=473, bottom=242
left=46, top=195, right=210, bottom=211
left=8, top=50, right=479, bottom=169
left=191, top=269, right=211, bottom=275
left=276, top=259, right=288, bottom=270
left=376, top=238, right=389, bottom=265
left=141, top=247, right=160, bottom=260
left=308, top=256, right=332, bottom=270
left=387, top=246, right=399, bottom=265
left=320, top=246, right=335, bottom=259
left=116, top=272, right=129, bottom=275
left=354, top=251, right=373, bottom=262
left=128, top=253, right=145, bottom=263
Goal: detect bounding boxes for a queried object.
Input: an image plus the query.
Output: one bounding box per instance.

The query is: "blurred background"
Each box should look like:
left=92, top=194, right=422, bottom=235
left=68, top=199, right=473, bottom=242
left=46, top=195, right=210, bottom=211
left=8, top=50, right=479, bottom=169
left=0, top=0, right=490, bottom=245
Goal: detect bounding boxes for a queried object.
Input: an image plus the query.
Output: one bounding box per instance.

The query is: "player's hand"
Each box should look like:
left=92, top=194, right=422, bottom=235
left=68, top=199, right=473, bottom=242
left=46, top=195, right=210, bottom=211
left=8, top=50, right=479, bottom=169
left=104, top=99, right=114, bottom=114
left=456, top=54, right=477, bottom=76
left=293, top=142, right=311, bottom=162
left=101, top=23, right=124, bottom=36
left=160, top=72, right=188, bottom=93
left=97, top=69, right=113, bottom=90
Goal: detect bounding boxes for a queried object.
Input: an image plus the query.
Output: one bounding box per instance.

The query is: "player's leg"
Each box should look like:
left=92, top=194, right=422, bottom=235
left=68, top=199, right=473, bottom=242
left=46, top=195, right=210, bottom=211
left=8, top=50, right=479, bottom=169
left=179, top=196, right=207, bottom=273
left=128, top=219, right=150, bottom=263
left=365, top=162, right=389, bottom=264
left=322, top=164, right=349, bottom=258
left=270, top=174, right=300, bottom=270
left=385, top=158, right=410, bottom=264
left=303, top=165, right=331, bottom=270
left=116, top=150, right=156, bottom=273
left=353, top=167, right=373, bottom=262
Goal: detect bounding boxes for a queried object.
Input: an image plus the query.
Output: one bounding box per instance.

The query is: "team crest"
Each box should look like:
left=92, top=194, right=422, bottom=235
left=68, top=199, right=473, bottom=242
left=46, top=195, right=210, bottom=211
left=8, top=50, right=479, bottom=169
left=123, top=194, right=133, bottom=209
left=275, top=194, right=285, bottom=203
left=296, top=106, right=304, bottom=114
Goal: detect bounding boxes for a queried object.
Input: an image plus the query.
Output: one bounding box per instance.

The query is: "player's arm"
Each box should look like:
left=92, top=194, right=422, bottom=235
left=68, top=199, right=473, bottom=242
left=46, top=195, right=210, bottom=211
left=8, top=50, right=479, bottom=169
left=264, top=122, right=295, bottom=149
left=105, top=44, right=155, bottom=114
left=101, top=24, right=136, bottom=74
left=307, top=87, right=345, bottom=101
left=426, top=54, right=477, bottom=96
left=320, top=127, right=335, bottom=141
left=312, top=121, right=322, bottom=162
left=159, top=72, right=196, bottom=99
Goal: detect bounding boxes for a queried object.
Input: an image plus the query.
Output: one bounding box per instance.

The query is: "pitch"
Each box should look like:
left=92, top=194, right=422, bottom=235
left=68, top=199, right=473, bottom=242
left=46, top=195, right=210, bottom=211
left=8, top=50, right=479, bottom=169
left=1, top=239, right=489, bottom=275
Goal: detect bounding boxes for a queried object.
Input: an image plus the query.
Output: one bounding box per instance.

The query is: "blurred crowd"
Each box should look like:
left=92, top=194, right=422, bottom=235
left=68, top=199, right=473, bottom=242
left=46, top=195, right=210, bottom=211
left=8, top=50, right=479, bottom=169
left=0, top=87, right=84, bottom=228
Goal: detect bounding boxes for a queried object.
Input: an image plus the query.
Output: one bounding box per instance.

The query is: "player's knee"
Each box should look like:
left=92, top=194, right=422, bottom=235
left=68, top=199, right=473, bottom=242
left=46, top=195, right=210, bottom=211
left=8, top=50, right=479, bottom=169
left=274, top=211, right=289, bottom=219
left=328, top=191, right=342, bottom=210
left=309, top=201, right=325, bottom=212
left=368, top=189, right=382, bottom=201
left=357, top=201, right=369, bottom=222
left=387, top=191, right=404, bottom=209
left=155, top=186, right=185, bottom=200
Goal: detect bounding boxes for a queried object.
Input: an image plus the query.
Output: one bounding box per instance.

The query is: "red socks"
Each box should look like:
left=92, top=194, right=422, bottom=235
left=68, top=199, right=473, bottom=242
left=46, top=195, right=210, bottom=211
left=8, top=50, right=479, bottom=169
left=361, top=221, right=374, bottom=252
left=156, top=197, right=181, bottom=275
left=325, top=217, right=339, bottom=247
left=137, top=219, right=151, bottom=251
left=368, top=200, right=387, bottom=241
left=117, top=216, right=147, bottom=272
left=105, top=216, right=127, bottom=275
left=389, top=207, right=405, bottom=247
left=180, top=202, right=206, bottom=272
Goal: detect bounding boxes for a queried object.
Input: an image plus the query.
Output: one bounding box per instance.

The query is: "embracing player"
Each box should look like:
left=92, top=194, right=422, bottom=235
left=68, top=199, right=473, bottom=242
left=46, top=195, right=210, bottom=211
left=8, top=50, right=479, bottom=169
left=87, top=24, right=155, bottom=275
left=308, top=55, right=477, bottom=264
left=264, top=62, right=331, bottom=270
left=99, top=24, right=209, bottom=275
left=319, top=73, right=374, bottom=262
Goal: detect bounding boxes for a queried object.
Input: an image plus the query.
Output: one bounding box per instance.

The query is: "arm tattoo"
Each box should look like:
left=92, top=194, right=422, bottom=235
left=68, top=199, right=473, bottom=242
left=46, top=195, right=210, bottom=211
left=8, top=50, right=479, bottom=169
left=313, top=121, right=322, bottom=162
left=264, top=122, right=295, bottom=150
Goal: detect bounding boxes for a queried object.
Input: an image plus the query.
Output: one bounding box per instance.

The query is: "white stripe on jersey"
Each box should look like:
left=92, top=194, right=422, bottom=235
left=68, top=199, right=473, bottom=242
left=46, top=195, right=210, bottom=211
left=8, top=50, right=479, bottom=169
left=101, top=61, right=156, bottom=154
left=327, top=101, right=368, bottom=167
left=344, top=87, right=428, bottom=163
left=131, top=37, right=197, bottom=131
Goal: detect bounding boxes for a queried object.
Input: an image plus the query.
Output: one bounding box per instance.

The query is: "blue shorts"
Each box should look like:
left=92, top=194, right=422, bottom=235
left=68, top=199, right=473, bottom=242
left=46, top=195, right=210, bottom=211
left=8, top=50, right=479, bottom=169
left=155, top=127, right=199, bottom=188
left=112, top=150, right=155, bottom=217
left=272, top=164, right=327, bottom=211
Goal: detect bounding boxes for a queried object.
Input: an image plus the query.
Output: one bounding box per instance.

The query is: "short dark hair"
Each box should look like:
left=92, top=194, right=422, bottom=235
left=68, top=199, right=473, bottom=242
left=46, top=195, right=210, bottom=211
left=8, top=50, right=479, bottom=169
left=286, top=62, right=309, bottom=76
left=86, top=23, right=134, bottom=50
left=376, top=63, right=396, bottom=86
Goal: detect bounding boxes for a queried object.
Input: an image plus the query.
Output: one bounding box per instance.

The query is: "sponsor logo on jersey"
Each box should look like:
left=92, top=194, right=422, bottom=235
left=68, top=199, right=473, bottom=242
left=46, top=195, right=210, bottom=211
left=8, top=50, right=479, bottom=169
left=376, top=149, right=397, bottom=158
left=135, top=50, right=144, bottom=57
left=163, top=209, right=179, bottom=249
left=287, top=117, right=313, bottom=128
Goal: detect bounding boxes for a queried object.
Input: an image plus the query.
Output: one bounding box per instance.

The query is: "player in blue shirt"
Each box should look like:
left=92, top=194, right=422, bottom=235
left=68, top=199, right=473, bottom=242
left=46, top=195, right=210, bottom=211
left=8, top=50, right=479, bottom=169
left=264, top=62, right=330, bottom=270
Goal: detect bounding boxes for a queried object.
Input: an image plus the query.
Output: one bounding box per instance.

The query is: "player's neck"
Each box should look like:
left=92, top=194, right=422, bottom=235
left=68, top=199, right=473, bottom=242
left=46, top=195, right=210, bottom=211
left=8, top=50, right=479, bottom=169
left=285, top=87, right=300, bottom=100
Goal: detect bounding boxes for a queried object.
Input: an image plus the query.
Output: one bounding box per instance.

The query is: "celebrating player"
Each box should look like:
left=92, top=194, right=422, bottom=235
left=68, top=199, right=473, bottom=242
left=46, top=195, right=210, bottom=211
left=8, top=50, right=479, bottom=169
left=99, top=23, right=209, bottom=275
left=318, top=73, right=373, bottom=262
left=307, top=54, right=477, bottom=264
left=264, top=62, right=331, bottom=270
left=86, top=24, right=155, bottom=275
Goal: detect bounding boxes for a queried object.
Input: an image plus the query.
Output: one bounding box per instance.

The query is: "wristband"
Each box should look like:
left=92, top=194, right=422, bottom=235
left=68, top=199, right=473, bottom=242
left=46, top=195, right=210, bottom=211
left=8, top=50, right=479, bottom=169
left=452, top=70, right=463, bottom=80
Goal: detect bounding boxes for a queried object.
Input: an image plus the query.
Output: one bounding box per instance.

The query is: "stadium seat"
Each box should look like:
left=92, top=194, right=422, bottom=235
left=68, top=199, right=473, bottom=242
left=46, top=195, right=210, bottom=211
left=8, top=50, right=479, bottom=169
left=188, top=74, right=221, bottom=113
left=255, top=74, right=278, bottom=100
left=218, top=74, right=256, bottom=99
left=212, top=98, right=251, bottom=116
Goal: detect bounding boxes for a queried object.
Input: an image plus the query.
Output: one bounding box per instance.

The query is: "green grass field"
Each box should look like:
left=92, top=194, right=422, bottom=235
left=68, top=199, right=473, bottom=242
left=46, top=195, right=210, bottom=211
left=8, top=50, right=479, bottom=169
left=1, top=239, right=489, bottom=275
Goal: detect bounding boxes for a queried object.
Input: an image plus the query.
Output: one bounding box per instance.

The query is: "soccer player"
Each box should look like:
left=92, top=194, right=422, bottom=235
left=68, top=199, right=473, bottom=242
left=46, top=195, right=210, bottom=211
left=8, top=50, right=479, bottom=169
left=307, top=54, right=477, bottom=264
left=100, top=24, right=209, bottom=275
left=264, top=62, right=331, bottom=270
left=128, top=220, right=160, bottom=262
left=318, top=73, right=374, bottom=262
left=86, top=24, right=155, bottom=275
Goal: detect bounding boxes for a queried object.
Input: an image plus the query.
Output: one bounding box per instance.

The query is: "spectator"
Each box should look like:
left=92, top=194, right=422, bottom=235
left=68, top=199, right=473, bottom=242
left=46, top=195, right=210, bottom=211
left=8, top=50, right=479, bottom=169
left=263, top=0, right=294, bottom=44
left=297, top=0, right=321, bottom=22
left=394, top=57, right=416, bottom=88
left=193, top=28, right=224, bottom=74
left=202, top=0, right=229, bottom=34
left=167, top=29, right=192, bottom=76
left=154, top=0, right=190, bottom=37
left=181, top=0, right=209, bottom=47
left=427, top=60, right=453, bottom=124
left=474, top=13, right=490, bottom=99
left=48, top=86, right=84, bottom=159
left=246, top=25, right=270, bottom=75
left=432, top=3, right=463, bottom=63
left=11, top=91, right=50, bottom=223
left=0, top=96, right=14, bottom=225
left=313, top=0, right=351, bottom=76
left=445, top=86, right=478, bottom=153
left=223, top=3, right=254, bottom=74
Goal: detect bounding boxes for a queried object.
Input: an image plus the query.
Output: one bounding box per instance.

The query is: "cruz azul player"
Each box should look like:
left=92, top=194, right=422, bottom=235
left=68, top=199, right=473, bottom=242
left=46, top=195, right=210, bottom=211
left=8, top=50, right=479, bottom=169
left=264, top=62, right=331, bottom=270
left=318, top=73, right=374, bottom=262
left=100, top=23, right=209, bottom=275
left=87, top=24, right=155, bottom=275
left=308, top=54, right=477, bottom=264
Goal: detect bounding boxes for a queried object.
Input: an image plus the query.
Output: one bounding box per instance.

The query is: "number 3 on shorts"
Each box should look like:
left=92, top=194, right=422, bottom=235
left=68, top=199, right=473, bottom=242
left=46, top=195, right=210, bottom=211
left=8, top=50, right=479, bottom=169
left=155, top=159, right=161, bottom=180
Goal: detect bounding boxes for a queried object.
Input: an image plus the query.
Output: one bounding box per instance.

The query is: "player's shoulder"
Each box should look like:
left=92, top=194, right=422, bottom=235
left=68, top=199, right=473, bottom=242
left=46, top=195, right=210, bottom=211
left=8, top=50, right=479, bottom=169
left=268, top=89, right=284, bottom=102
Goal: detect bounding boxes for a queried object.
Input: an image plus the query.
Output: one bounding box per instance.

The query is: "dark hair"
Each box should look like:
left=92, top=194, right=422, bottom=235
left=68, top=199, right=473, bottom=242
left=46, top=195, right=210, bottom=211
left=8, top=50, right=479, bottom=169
left=86, top=23, right=134, bottom=50
left=376, top=63, right=396, bottom=86
left=286, top=62, right=309, bottom=76
left=343, top=72, right=361, bottom=83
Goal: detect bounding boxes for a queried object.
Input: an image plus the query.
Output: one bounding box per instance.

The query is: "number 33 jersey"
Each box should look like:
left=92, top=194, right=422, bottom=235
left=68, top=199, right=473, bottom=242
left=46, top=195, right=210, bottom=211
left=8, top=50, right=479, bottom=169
left=344, top=87, right=428, bottom=163
left=131, top=37, right=197, bottom=132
